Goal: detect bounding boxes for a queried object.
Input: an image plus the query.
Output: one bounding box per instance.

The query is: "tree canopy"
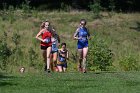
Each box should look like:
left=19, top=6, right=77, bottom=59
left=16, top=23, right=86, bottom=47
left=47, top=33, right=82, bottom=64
left=0, top=0, right=139, bottom=12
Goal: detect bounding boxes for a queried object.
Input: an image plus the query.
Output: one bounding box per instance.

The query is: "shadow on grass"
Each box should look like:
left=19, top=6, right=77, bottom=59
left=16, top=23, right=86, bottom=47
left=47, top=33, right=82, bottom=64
left=0, top=73, right=18, bottom=86
left=0, top=81, right=17, bottom=86
left=0, top=74, right=16, bottom=79
left=130, top=21, right=140, bottom=32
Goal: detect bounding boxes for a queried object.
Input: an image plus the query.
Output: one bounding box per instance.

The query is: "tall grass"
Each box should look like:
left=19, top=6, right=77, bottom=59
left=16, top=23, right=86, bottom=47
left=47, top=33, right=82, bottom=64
left=0, top=9, right=140, bottom=72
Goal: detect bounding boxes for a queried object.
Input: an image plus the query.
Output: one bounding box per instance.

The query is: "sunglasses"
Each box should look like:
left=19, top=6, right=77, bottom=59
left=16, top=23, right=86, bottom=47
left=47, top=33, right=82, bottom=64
left=80, top=22, right=86, bottom=25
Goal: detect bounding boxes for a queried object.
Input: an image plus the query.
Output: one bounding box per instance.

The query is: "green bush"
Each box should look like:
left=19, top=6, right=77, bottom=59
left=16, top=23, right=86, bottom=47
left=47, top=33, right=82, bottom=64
left=119, top=55, right=140, bottom=71
left=87, top=37, right=113, bottom=71
left=28, top=47, right=38, bottom=67
left=60, top=2, right=71, bottom=12
left=88, top=0, right=102, bottom=18
left=109, top=0, right=115, bottom=12
left=0, top=32, right=12, bottom=70
left=12, top=33, right=21, bottom=47
left=0, top=6, right=16, bottom=24
left=8, top=6, right=16, bottom=24
left=21, top=0, right=31, bottom=14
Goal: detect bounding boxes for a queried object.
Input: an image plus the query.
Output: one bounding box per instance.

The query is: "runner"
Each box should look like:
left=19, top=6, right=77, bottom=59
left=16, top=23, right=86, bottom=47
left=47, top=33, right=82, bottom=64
left=50, top=28, right=60, bottom=72
left=36, top=20, right=52, bottom=73
left=73, top=19, right=90, bottom=73
left=57, top=43, right=69, bottom=72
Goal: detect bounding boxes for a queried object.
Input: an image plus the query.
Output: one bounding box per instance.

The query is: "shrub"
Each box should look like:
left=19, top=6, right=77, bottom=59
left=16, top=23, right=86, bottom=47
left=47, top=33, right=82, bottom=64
left=87, top=37, right=113, bottom=71
left=0, top=5, right=16, bottom=24
left=88, top=0, right=102, bottom=18
left=10, top=33, right=23, bottom=66
left=21, top=0, right=31, bottom=14
left=119, top=55, right=140, bottom=71
left=60, top=2, right=71, bottom=12
left=8, top=5, right=16, bottom=24
left=0, top=32, right=12, bottom=70
left=28, top=47, right=38, bottom=67
left=12, top=33, right=21, bottom=47
left=109, top=0, right=115, bottom=12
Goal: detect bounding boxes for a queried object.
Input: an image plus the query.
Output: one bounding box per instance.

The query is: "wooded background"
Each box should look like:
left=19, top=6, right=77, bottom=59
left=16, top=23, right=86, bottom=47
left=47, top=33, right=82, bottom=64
left=0, top=0, right=139, bottom=12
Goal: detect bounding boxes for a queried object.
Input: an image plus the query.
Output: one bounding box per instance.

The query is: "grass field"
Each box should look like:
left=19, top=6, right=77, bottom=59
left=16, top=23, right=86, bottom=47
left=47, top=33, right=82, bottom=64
left=0, top=10, right=140, bottom=93
left=0, top=71, right=140, bottom=93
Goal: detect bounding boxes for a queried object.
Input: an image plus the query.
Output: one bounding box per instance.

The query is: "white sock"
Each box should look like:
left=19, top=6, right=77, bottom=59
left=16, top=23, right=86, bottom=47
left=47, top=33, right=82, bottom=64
left=82, top=58, right=86, bottom=70
left=47, top=57, right=50, bottom=69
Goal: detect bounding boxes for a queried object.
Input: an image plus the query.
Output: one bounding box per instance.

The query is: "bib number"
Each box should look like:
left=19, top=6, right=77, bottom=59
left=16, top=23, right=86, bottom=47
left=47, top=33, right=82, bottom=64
left=44, top=38, right=51, bottom=43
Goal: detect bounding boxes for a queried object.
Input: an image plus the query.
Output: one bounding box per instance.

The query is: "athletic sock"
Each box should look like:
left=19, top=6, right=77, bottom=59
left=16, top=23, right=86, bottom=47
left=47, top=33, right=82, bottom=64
left=82, top=58, right=86, bottom=72
left=47, top=58, right=50, bottom=70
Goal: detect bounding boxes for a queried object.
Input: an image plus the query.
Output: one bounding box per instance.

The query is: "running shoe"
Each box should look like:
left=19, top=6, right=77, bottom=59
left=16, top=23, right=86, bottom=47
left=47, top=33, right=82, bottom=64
left=47, top=69, right=51, bottom=73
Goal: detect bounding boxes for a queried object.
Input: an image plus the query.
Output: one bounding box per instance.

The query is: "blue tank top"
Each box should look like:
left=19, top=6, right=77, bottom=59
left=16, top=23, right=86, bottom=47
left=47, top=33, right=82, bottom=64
left=51, top=37, right=58, bottom=52
left=78, top=27, right=88, bottom=42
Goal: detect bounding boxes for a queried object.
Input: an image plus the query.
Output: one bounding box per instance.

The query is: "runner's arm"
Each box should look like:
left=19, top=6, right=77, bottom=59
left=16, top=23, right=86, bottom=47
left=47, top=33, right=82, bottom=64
left=73, top=28, right=79, bottom=40
left=35, top=29, right=44, bottom=42
left=66, top=50, right=69, bottom=60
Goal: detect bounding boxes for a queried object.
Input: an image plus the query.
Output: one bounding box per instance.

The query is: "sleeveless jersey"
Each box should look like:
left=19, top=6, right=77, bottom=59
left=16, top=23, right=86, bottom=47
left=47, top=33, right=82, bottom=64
left=41, top=29, right=52, bottom=47
left=57, top=49, right=67, bottom=64
left=78, top=27, right=89, bottom=42
left=77, top=27, right=89, bottom=49
left=51, top=37, right=58, bottom=52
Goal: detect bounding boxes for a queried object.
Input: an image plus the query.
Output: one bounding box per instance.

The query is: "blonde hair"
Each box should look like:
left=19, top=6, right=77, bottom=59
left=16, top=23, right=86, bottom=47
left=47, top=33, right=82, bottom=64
left=40, top=22, right=45, bottom=30
left=40, top=20, right=50, bottom=30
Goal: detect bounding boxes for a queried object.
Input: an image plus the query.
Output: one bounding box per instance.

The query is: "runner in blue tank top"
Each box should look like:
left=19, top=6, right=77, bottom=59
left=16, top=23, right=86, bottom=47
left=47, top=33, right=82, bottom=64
left=77, top=27, right=89, bottom=49
left=73, top=19, right=90, bottom=73
left=50, top=28, right=60, bottom=72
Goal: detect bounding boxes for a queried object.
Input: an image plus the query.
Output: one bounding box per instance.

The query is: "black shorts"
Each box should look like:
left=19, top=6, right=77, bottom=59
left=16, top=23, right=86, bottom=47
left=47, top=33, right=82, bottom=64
left=40, top=45, right=51, bottom=50
left=51, top=50, right=58, bottom=54
left=57, top=62, right=67, bottom=68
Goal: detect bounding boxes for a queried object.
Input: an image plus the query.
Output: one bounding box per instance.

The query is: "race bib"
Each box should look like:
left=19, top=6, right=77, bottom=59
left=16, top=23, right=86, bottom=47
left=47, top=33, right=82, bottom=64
left=59, top=57, right=65, bottom=62
left=44, top=38, right=51, bottom=43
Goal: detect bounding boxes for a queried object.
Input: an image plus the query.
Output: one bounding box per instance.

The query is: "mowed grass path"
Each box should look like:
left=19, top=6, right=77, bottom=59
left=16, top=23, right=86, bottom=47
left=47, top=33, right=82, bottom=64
left=0, top=72, right=140, bottom=93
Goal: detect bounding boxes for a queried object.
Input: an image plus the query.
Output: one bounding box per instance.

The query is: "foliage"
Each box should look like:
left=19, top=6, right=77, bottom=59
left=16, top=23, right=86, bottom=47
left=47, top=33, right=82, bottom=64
left=109, top=0, right=115, bottom=12
left=88, top=0, right=102, bottom=18
left=0, top=0, right=139, bottom=12
left=21, top=0, right=31, bottom=14
left=119, top=55, right=140, bottom=71
left=0, top=6, right=16, bottom=24
left=28, top=47, right=38, bottom=67
left=60, top=2, right=71, bottom=12
left=0, top=32, right=12, bottom=70
left=87, top=37, right=113, bottom=71
left=12, top=33, right=21, bottom=47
